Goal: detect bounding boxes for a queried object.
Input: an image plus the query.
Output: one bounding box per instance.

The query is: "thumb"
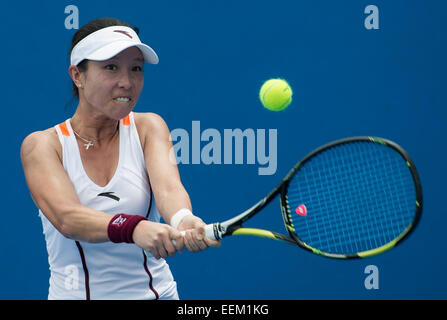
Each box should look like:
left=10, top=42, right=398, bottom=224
left=193, top=221, right=205, bottom=241
left=171, top=229, right=186, bottom=251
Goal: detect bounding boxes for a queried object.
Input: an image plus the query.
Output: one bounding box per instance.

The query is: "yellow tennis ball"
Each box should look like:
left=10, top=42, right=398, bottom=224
left=259, top=78, right=293, bottom=111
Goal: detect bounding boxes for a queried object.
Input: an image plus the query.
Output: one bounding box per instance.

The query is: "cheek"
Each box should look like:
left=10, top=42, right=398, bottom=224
left=84, top=78, right=112, bottom=103
left=84, top=88, right=106, bottom=106
left=131, top=76, right=144, bottom=101
left=135, top=74, right=144, bottom=91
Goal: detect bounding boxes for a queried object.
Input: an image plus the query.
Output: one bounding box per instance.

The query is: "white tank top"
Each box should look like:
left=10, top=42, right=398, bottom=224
left=38, top=112, right=178, bottom=300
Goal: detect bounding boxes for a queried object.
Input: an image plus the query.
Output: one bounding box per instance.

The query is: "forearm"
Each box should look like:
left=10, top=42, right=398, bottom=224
left=56, top=205, right=112, bottom=242
left=154, top=185, right=193, bottom=226
left=57, top=203, right=185, bottom=258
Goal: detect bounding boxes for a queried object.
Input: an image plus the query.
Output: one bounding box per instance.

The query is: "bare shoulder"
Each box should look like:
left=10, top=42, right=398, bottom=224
left=133, top=112, right=171, bottom=145
left=20, top=127, right=61, bottom=163
left=133, top=112, right=169, bottom=132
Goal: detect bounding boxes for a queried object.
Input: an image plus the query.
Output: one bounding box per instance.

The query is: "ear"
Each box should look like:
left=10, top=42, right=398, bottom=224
left=68, top=65, right=83, bottom=88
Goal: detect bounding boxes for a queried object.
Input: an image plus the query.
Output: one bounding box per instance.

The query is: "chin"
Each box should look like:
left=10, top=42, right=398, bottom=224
left=113, top=106, right=135, bottom=121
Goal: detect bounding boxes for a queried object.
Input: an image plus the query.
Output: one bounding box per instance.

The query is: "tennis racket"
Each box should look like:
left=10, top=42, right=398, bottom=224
left=204, top=136, right=422, bottom=259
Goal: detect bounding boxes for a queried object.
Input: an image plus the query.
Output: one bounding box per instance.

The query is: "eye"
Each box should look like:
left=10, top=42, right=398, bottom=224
left=105, top=64, right=117, bottom=71
left=133, top=66, right=143, bottom=72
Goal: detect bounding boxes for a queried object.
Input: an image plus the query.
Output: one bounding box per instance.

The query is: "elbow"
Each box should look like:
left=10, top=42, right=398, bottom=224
left=54, top=206, right=80, bottom=240
left=58, top=221, right=75, bottom=240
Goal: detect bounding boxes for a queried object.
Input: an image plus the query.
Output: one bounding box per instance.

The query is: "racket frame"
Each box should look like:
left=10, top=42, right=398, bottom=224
left=205, top=136, right=423, bottom=259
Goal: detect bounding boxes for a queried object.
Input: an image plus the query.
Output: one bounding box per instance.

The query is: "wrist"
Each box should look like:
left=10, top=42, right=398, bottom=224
left=169, top=208, right=193, bottom=229
left=107, top=213, right=147, bottom=243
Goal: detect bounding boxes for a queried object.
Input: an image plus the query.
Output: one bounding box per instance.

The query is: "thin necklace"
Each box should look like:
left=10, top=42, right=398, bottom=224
left=72, top=125, right=119, bottom=150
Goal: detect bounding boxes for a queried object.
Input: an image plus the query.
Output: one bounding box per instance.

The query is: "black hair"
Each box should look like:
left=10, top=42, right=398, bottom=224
left=69, top=18, right=139, bottom=99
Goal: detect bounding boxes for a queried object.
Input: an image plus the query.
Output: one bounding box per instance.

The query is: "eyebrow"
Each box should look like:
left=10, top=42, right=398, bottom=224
left=108, top=56, right=144, bottom=62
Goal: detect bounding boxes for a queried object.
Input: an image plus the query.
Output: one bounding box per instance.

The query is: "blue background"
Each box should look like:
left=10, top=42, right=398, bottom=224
left=1, top=0, right=445, bottom=299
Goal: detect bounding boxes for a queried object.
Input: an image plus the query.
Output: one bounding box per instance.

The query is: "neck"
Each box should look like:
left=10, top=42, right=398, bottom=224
left=71, top=104, right=120, bottom=140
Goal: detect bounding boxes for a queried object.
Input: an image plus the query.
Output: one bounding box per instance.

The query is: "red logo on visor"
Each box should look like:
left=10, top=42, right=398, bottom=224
left=114, top=30, right=133, bottom=39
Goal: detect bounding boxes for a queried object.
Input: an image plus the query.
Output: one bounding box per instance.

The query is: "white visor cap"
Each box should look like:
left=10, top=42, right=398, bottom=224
left=70, top=26, right=159, bottom=66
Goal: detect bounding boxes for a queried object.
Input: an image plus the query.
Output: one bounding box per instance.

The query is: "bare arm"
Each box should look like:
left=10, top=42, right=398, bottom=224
left=135, top=113, right=220, bottom=251
left=20, top=130, right=111, bottom=242
left=21, top=129, right=183, bottom=259
left=136, top=113, right=192, bottom=224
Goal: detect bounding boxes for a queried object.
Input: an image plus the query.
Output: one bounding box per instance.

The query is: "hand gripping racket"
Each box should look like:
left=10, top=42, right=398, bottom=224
left=204, top=137, right=422, bottom=259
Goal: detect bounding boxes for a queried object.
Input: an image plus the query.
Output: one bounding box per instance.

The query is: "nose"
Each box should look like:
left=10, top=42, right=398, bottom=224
left=118, top=70, right=132, bottom=90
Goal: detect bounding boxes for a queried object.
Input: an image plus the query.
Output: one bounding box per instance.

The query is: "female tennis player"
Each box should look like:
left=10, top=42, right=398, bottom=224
left=20, top=18, right=219, bottom=300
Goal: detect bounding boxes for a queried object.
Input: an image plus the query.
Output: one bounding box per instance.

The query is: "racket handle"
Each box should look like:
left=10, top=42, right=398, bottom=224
left=205, top=223, right=222, bottom=240
left=205, top=224, right=216, bottom=240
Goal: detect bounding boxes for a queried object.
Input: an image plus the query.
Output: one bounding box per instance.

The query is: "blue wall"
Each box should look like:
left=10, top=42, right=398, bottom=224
left=1, top=0, right=445, bottom=299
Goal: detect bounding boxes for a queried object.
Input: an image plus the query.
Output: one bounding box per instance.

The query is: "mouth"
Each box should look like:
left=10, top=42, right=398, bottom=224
left=113, top=97, right=131, bottom=102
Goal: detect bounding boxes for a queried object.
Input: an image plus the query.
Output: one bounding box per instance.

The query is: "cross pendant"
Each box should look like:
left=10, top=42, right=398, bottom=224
left=84, top=141, right=94, bottom=150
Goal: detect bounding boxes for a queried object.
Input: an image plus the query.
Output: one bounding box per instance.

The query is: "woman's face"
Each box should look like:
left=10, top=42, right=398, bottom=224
left=79, top=46, right=144, bottom=120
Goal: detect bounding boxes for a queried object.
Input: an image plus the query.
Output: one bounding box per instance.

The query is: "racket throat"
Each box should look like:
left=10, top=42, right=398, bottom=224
left=205, top=222, right=241, bottom=240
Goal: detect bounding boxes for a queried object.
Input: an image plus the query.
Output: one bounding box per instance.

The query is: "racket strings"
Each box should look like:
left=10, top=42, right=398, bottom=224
left=286, top=141, right=417, bottom=255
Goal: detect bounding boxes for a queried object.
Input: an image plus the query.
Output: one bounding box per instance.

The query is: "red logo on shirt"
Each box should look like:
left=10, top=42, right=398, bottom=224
left=114, top=30, right=133, bottom=39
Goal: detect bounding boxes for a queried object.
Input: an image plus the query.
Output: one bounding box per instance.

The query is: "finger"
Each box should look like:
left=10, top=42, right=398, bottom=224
left=191, top=239, right=207, bottom=252
left=150, top=247, right=162, bottom=260
left=162, top=236, right=177, bottom=257
left=152, top=232, right=168, bottom=258
left=174, top=230, right=186, bottom=251
left=159, top=246, right=169, bottom=259
left=191, top=224, right=208, bottom=250
left=184, top=230, right=195, bottom=252
left=205, top=237, right=221, bottom=248
left=196, top=239, right=208, bottom=251
left=185, top=230, right=199, bottom=252
left=193, top=221, right=206, bottom=241
left=172, top=232, right=185, bottom=252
